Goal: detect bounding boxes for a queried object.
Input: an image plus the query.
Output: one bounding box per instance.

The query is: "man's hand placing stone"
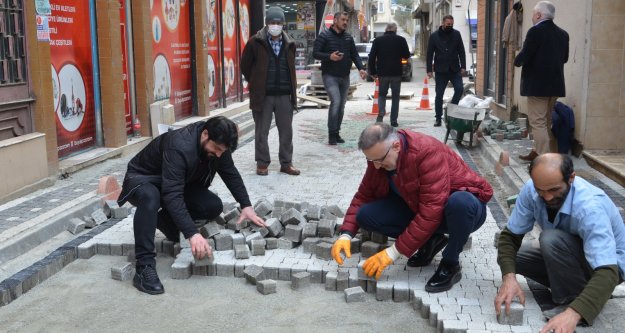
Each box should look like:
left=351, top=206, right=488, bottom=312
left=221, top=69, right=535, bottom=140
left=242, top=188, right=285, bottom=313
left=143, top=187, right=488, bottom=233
left=363, top=244, right=401, bottom=280
left=332, top=235, right=352, bottom=265
left=190, top=233, right=212, bottom=260
left=238, top=206, right=266, bottom=227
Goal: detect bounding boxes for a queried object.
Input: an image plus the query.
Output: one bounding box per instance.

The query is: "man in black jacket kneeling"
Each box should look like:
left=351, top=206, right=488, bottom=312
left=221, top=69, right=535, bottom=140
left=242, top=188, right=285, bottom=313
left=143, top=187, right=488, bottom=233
left=118, top=116, right=265, bottom=295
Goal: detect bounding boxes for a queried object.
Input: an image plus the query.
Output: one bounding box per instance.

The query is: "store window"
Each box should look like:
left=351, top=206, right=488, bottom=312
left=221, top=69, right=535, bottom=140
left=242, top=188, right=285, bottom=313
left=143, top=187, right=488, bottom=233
left=265, top=1, right=316, bottom=75
left=0, top=0, right=26, bottom=86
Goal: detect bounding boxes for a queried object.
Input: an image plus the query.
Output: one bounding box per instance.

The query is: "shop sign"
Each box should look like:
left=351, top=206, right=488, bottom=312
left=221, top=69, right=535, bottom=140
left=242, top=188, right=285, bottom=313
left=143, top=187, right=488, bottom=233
left=36, top=15, right=50, bottom=42
left=204, top=0, right=222, bottom=109
left=221, top=0, right=240, bottom=102
left=49, top=1, right=97, bottom=157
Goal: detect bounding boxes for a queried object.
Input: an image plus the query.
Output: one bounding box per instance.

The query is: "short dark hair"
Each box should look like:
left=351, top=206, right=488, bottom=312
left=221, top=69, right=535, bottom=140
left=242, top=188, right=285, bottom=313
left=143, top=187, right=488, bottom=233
left=442, top=15, right=454, bottom=21
left=202, top=116, right=239, bottom=152
left=528, top=153, right=574, bottom=182
left=334, top=11, right=348, bottom=19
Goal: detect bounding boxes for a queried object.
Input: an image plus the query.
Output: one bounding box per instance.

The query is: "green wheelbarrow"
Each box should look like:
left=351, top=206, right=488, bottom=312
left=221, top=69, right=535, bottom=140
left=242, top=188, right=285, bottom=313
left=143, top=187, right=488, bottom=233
left=444, top=104, right=488, bottom=147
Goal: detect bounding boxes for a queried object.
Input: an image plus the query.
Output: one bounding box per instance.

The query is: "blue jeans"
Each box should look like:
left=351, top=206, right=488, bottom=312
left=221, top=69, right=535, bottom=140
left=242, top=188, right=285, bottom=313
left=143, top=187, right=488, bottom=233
left=322, top=74, right=350, bottom=135
left=356, top=191, right=487, bottom=265
left=378, top=76, right=402, bottom=125
left=434, top=71, right=463, bottom=121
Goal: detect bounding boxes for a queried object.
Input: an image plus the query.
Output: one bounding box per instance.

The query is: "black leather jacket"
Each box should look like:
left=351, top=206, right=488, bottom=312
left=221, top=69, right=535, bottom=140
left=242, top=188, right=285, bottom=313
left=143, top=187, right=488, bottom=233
left=313, top=26, right=364, bottom=77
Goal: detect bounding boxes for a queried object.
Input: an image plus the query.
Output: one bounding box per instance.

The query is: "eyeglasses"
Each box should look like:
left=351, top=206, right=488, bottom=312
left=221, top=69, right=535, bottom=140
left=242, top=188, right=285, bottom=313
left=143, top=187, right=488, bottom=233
left=366, top=144, right=392, bottom=164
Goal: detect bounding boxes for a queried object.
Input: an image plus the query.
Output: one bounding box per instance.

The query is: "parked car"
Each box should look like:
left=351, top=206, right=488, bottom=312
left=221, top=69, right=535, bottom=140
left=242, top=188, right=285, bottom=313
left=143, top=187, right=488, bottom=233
left=356, top=42, right=412, bottom=82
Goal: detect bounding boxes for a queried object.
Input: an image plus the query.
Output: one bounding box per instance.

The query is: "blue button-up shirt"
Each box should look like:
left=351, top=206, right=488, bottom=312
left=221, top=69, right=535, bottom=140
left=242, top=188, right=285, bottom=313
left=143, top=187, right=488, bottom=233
left=508, top=176, right=625, bottom=278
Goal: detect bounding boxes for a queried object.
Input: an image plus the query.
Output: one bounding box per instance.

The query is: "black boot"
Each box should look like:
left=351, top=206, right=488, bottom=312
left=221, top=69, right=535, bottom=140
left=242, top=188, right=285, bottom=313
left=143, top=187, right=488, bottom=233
left=336, top=133, right=345, bottom=143
left=407, top=234, right=448, bottom=267
left=329, top=134, right=337, bottom=145
left=425, top=261, right=461, bottom=293
left=434, top=119, right=442, bottom=127
left=133, top=264, right=165, bottom=295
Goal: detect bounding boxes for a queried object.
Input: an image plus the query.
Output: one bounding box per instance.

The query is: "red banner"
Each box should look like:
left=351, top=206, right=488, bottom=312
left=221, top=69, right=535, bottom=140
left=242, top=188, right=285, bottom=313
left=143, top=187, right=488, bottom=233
left=120, top=0, right=132, bottom=135
left=239, top=0, right=249, bottom=96
left=49, top=1, right=96, bottom=158
left=151, top=0, right=193, bottom=119
left=205, top=0, right=222, bottom=109
left=221, top=0, right=239, bottom=102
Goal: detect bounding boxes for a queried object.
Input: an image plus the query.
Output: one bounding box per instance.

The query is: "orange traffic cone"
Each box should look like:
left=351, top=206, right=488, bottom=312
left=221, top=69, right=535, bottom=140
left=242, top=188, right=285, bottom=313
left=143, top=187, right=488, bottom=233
left=417, top=76, right=432, bottom=110
left=368, top=78, right=380, bottom=115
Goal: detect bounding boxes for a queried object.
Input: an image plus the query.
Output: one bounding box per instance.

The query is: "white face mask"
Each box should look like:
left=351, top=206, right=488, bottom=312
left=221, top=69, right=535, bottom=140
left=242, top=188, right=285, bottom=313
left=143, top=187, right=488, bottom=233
left=268, top=24, right=283, bottom=37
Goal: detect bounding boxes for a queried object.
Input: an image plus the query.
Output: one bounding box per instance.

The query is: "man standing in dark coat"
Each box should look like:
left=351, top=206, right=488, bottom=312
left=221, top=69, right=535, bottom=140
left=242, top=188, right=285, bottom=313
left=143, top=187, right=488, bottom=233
left=117, top=116, right=265, bottom=295
left=313, top=11, right=367, bottom=145
left=368, top=23, right=411, bottom=127
left=516, top=1, right=569, bottom=162
left=241, top=6, right=300, bottom=176
left=427, top=15, right=466, bottom=127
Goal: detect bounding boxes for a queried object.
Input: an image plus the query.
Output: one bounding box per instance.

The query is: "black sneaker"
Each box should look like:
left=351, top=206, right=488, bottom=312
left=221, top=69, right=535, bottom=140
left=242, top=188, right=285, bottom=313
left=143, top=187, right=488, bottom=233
left=434, top=119, right=442, bottom=127
left=133, top=264, right=165, bottom=295
left=336, top=134, right=345, bottom=143
left=425, top=261, right=461, bottom=293
left=407, top=234, right=448, bottom=267
left=390, top=122, right=399, bottom=128
left=329, top=136, right=337, bottom=145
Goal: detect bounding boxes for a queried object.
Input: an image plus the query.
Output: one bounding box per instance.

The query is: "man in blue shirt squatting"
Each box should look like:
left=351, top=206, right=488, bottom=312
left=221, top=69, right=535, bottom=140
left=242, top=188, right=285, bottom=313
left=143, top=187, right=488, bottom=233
left=495, top=153, right=625, bottom=333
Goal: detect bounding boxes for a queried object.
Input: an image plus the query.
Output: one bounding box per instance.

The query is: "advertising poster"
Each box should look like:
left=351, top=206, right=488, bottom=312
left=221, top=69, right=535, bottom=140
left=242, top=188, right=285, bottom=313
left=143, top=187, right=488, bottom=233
left=238, top=0, right=249, bottom=97
left=151, top=0, right=193, bottom=119
left=221, top=0, right=239, bottom=103
left=204, top=0, right=222, bottom=110
left=49, top=0, right=96, bottom=158
left=119, top=0, right=132, bottom=135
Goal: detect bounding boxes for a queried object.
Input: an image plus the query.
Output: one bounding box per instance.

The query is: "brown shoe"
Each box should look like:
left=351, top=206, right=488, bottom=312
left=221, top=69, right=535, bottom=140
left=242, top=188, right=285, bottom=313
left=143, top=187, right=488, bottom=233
left=256, top=166, right=268, bottom=176
left=280, top=165, right=300, bottom=176
left=518, top=150, right=539, bottom=162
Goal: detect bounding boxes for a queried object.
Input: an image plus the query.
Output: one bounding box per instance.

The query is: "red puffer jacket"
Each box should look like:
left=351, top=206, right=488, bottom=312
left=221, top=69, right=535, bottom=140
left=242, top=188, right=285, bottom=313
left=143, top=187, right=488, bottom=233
left=341, top=130, right=493, bottom=257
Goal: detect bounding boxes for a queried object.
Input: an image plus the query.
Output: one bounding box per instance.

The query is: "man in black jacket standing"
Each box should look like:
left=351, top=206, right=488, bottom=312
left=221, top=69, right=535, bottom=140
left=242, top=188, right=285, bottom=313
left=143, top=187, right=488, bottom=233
left=313, top=11, right=367, bottom=145
left=368, top=23, right=410, bottom=127
left=515, top=1, right=569, bottom=162
left=241, top=6, right=300, bottom=176
left=118, top=117, right=265, bottom=295
left=426, top=15, right=466, bottom=127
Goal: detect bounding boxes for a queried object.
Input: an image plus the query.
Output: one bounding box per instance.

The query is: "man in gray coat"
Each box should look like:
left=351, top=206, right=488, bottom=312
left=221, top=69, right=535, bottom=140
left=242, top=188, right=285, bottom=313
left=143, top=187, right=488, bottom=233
left=241, top=6, right=300, bottom=176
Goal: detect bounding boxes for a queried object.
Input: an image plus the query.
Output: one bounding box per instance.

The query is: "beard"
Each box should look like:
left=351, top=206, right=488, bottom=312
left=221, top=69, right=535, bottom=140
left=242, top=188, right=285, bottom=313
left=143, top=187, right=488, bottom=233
left=543, top=184, right=571, bottom=210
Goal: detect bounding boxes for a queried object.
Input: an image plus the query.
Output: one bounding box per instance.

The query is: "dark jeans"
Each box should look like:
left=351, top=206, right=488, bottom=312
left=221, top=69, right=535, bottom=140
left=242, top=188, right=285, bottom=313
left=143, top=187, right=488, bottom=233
left=434, top=71, right=463, bottom=121
left=516, top=229, right=594, bottom=304
left=322, top=74, right=350, bottom=135
left=127, top=183, right=223, bottom=266
left=252, top=95, right=294, bottom=167
left=356, top=191, right=487, bottom=265
left=377, top=76, right=402, bottom=125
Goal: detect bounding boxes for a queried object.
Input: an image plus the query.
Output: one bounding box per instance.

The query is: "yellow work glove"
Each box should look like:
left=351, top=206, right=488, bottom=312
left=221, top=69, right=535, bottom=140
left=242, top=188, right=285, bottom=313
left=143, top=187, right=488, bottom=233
left=332, top=235, right=352, bottom=265
left=363, top=244, right=402, bottom=280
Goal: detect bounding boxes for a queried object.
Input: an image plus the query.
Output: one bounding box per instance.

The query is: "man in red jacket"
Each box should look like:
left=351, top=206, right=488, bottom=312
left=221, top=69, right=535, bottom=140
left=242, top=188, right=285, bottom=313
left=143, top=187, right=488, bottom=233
left=332, top=123, right=493, bottom=292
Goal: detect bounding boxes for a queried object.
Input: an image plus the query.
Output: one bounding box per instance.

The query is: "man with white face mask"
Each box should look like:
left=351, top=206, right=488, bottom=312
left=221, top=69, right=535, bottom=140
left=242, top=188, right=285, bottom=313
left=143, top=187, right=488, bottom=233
left=241, top=6, right=300, bottom=176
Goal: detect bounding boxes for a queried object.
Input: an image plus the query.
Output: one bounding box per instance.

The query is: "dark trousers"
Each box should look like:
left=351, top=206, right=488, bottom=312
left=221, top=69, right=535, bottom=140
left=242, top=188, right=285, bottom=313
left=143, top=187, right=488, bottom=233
left=377, top=76, right=402, bottom=125
left=356, top=191, right=487, bottom=265
left=516, top=229, right=594, bottom=304
left=322, top=74, right=350, bottom=136
left=252, top=95, right=294, bottom=167
left=127, top=183, right=223, bottom=266
left=434, top=71, right=463, bottom=121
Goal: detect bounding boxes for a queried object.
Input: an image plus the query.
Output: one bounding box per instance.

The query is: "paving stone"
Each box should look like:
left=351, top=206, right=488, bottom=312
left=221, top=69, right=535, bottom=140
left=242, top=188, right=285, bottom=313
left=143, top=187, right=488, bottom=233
left=96, top=243, right=110, bottom=255
left=193, top=254, right=214, bottom=266
left=234, top=262, right=246, bottom=277
left=110, top=243, right=123, bottom=256
left=254, top=200, right=273, bottom=217
left=307, top=205, right=322, bottom=220
left=77, top=243, right=96, bottom=259
left=234, top=244, right=251, bottom=259
left=111, top=262, right=134, bottom=281
left=250, top=225, right=269, bottom=238
left=203, top=222, right=222, bottom=238
left=344, top=286, right=366, bottom=303
left=325, top=271, right=338, bottom=291
left=326, top=204, right=345, bottom=218
left=376, top=280, right=393, bottom=301
left=223, top=208, right=240, bottom=222
left=240, top=228, right=254, bottom=238
left=306, top=264, right=323, bottom=283
left=83, top=215, right=97, bottom=228
left=213, top=233, right=233, bottom=251
left=244, top=265, right=266, bottom=285
left=91, top=209, right=108, bottom=224
left=278, top=262, right=292, bottom=281
left=216, top=262, right=235, bottom=277
left=67, top=218, right=86, bottom=235
left=250, top=239, right=266, bottom=256
left=315, top=242, right=333, bottom=260
left=257, top=279, right=277, bottom=295
left=317, top=219, right=336, bottom=238
left=393, top=281, right=410, bottom=302
left=361, top=241, right=383, bottom=258
left=112, top=206, right=131, bottom=219
left=171, top=261, right=192, bottom=279
left=245, top=231, right=264, bottom=247
left=291, top=272, right=311, bottom=290
left=271, top=207, right=285, bottom=219
left=370, top=232, right=388, bottom=244
left=127, top=250, right=136, bottom=263
left=277, top=237, right=296, bottom=249
left=264, top=218, right=283, bottom=237
left=227, top=218, right=248, bottom=231
left=103, top=200, right=119, bottom=217
left=302, top=237, right=320, bottom=253
left=302, top=222, right=317, bottom=239
left=230, top=233, right=246, bottom=246
left=350, top=237, right=361, bottom=253
left=284, top=224, right=303, bottom=243
left=213, top=214, right=227, bottom=225
left=336, top=271, right=349, bottom=291
left=280, top=208, right=305, bottom=225
left=497, top=302, right=524, bottom=325
left=265, top=237, right=278, bottom=250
